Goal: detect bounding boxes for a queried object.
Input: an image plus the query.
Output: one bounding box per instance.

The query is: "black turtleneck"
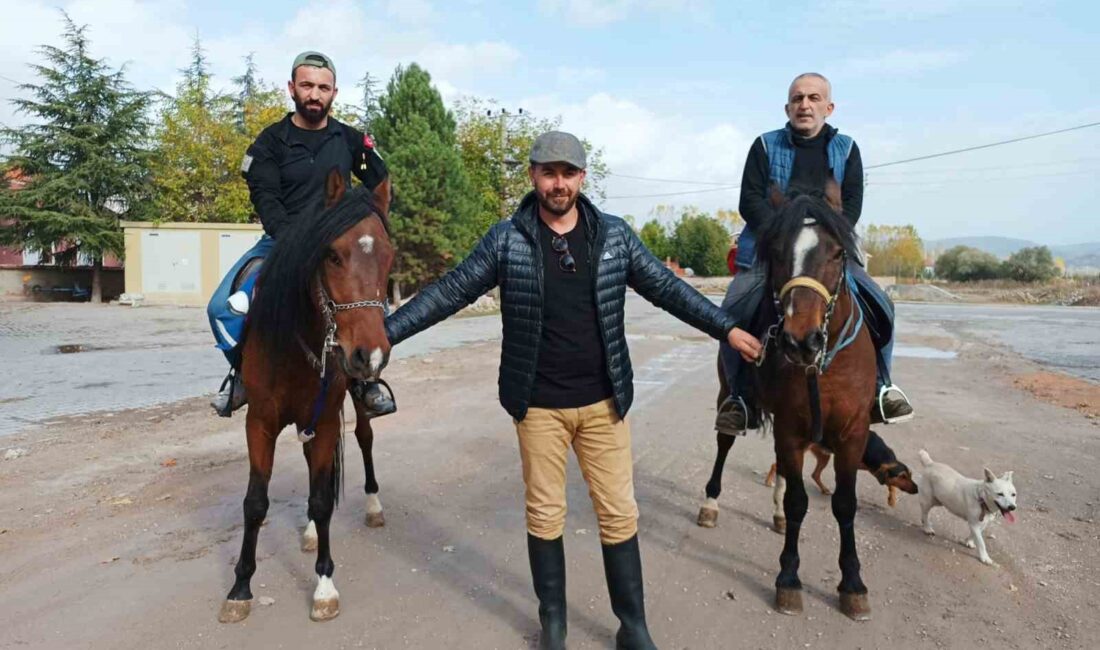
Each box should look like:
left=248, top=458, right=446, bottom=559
left=738, top=123, right=863, bottom=230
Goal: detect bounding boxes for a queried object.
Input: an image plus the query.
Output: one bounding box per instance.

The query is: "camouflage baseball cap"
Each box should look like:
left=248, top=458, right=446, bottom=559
left=529, top=131, right=587, bottom=169
left=291, top=51, right=336, bottom=80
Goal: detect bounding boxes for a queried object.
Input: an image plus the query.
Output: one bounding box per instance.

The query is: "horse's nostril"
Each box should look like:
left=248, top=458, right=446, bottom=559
left=807, top=329, right=825, bottom=353
left=351, top=347, right=369, bottom=369
left=782, top=331, right=799, bottom=350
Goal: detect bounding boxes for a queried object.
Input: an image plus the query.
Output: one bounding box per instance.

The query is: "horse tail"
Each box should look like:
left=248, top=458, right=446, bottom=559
left=918, top=449, right=934, bottom=468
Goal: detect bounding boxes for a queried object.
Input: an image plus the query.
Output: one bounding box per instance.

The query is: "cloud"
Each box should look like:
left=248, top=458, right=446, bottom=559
left=555, top=66, right=606, bottom=86
left=522, top=91, right=750, bottom=218
left=837, top=48, right=967, bottom=78
left=0, top=0, right=521, bottom=130
left=537, top=0, right=708, bottom=27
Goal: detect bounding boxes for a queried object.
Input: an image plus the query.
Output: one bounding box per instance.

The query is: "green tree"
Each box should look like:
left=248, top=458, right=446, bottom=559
left=0, top=15, right=152, bottom=302
left=149, top=37, right=253, bottom=223
left=934, top=245, right=1002, bottom=281
left=638, top=219, right=672, bottom=260
left=453, top=97, right=609, bottom=232
left=348, top=71, right=383, bottom=133
left=231, top=53, right=286, bottom=136
left=672, top=209, right=729, bottom=276
left=1002, top=246, right=1060, bottom=282
left=372, top=63, right=481, bottom=296
left=862, top=224, right=925, bottom=278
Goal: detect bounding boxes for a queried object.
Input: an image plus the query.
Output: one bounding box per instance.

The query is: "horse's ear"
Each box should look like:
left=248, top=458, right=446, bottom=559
left=324, top=167, right=346, bottom=208
left=371, top=176, right=392, bottom=219
left=824, top=175, right=843, bottom=215
left=768, top=182, right=785, bottom=210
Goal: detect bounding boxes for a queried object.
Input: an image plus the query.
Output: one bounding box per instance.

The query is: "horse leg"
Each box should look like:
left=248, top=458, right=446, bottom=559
left=353, top=402, right=385, bottom=528
left=219, top=424, right=276, bottom=623
left=308, top=426, right=341, bottom=622
left=810, top=445, right=832, bottom=496
left=771, top=472, right=787, bottom=534
left=774, top=445, right=807, bottom=615
left=764, top=462, right=777, bottom=487
left=833, top=447, right=871, bottom=621
left=697, top=432, right=736, bottom=528
left=301, top=443, right=318, bottom=552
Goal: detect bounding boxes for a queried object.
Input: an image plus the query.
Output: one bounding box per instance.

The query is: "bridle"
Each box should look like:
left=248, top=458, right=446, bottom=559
left=295, top=277, right=390, bottom=444
left=756, top=239, right=863, bottom=377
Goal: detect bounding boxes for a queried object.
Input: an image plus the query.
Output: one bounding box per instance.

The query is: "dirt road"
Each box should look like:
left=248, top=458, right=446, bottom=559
left=1, top=297, right=1098, bottom=649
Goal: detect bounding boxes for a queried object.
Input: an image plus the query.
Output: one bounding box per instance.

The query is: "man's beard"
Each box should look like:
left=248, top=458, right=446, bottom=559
left=293, top=94, right=331, bottom=125
left=537, top=189, right=578, bottom=216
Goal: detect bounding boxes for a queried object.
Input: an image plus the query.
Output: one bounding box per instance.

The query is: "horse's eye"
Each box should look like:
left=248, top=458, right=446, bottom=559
left=833, top=249, right=844, bottom=260
left=326, top=250, right=341, bottom=266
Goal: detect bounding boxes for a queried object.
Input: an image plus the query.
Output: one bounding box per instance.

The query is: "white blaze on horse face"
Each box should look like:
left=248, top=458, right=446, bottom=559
left=792, top=226, right=819, bottom=278
left=358, top=235, right=374, bottom=255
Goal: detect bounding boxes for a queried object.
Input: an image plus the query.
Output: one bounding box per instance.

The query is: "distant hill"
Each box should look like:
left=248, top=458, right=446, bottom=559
left=926, top=237, right=1100, bottom=269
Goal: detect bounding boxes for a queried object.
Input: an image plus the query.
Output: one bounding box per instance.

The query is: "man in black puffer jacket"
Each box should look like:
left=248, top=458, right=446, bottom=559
left=385, top=131, right=761, bottom=650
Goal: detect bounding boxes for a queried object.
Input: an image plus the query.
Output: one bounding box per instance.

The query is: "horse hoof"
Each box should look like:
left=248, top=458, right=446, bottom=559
left=365, top=511, right=386, bottom=528
left=840, top=592, right=871, bottom=621
left=773, top=516, right=787, bottom=534
left=697, top=506, right=718, bottom=528
left=775, top=588, right=803, bottom=615
left=218, top=599, right=252, bottom=623
left=310, top=597, right=340, bottom=622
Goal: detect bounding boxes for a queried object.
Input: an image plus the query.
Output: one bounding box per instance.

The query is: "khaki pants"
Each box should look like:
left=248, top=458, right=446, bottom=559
left=516, top=398, right=639, bottom=545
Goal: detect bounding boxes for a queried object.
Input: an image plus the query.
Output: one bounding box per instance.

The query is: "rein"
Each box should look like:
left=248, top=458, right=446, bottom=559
left=297, top=282, right=389, bottom=443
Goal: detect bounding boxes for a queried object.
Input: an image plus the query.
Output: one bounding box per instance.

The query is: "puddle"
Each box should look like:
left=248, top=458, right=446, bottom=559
left=894, top=345, right=957, bottom=360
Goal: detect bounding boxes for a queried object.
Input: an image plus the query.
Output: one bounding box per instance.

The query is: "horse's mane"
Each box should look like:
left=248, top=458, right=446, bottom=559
left=755, top=188, right=860, bottom=285
left=248, top=185, right=384, bottom=371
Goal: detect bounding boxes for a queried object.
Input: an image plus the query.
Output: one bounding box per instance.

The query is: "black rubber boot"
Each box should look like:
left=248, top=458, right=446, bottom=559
left=528, top=534, right=567, bottom=650
left=601, top=535, right=657, bottom=650
left=349, top=379, right=396, bottom=419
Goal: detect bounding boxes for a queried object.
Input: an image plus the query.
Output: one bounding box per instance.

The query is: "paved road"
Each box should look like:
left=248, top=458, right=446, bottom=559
left=3, top=294, right=1099, bottom=649
left=2, top=298, right=1097, bottom=438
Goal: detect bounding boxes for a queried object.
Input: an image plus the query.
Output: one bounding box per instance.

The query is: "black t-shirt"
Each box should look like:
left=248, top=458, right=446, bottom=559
left=529, top=209, right=614, bottom=409
left=288, top=122, right=329, bottom=155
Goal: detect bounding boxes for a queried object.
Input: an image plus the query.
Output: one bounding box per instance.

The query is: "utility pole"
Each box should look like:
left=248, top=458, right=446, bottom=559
left=486, top=107, right=525, bottom=219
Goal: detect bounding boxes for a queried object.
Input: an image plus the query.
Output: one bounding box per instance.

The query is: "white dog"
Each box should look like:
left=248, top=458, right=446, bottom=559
left=916, top=450, right=1018, bottom=565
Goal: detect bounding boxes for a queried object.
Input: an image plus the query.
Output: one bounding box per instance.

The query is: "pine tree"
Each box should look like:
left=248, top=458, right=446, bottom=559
left=0, top=14, right=152, bottom=302
left=372, top=64, right=480, bottom=295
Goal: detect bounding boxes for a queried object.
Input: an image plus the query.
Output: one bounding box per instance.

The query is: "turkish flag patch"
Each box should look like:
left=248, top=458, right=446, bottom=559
left=363, top=134, right=375, bottom=149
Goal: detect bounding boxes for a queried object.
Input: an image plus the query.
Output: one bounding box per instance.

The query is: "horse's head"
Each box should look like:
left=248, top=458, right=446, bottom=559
left=758, top=178, right=858, bottom=367
left=319, top=170, right=395, bottom=380
left=251, top=169, right=394, bottom=382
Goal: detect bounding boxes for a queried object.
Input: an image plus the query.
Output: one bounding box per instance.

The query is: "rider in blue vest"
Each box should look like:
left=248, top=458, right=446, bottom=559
left=715, top=72, right=914, bottom=435
left=208, top=51, right=394, bottom=419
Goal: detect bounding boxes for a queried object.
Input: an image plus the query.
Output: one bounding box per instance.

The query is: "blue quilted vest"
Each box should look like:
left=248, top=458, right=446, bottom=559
left=736, top=125, right=854, bottom=268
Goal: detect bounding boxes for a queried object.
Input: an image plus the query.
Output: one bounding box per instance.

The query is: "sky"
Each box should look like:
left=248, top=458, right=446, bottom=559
left=1, top=0, right=1098, bottom=244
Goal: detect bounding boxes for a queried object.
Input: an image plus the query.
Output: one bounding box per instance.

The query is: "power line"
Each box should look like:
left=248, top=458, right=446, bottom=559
left=607, top=171, right=733, bottom=186
left=865, top=121, right=1100, bottom=170
left=867, top=168, right=1097, bottom=186
left=868, top=156, right=1100, bottom=176
left=606, top=185, right=740, bottom=200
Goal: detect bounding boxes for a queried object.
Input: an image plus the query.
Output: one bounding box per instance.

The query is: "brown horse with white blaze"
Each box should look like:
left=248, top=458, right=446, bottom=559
left=218, top=169, right=394, bottom=624
left=754, top=181, right=876, bottom=621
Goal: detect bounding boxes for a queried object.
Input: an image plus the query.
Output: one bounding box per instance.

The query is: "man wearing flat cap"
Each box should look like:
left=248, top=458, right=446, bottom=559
left=384, top=131, right=762, bottom=649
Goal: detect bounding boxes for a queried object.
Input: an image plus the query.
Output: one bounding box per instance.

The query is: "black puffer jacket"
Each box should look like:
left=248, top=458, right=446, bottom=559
left=385, top=192, right=738, bottom=421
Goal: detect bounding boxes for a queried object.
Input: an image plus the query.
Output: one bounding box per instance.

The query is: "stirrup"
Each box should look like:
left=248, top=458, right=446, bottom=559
left=876, top=384, right=914, bottom=425
left=213, top=371, right=239, bottom=418
left=352, top=378, right=397, bottom=417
